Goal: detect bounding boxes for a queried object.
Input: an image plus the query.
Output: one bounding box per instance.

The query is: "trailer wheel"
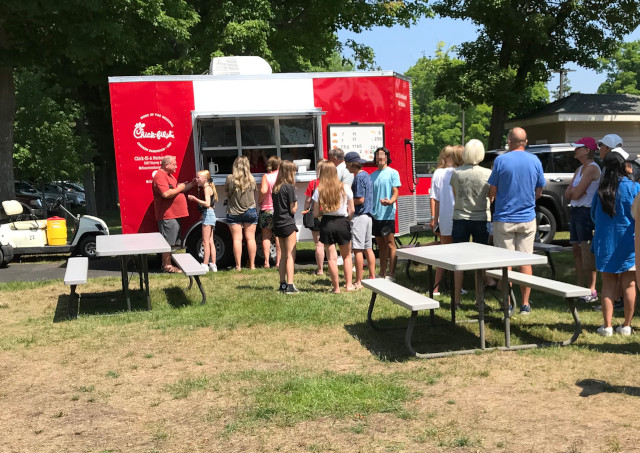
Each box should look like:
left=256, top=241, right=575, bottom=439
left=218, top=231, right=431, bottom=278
left=186, top=225, right=233, bottom=268
left=78, top=235, right=98, bottom=258
left=213, top=228, right=233, bottom=268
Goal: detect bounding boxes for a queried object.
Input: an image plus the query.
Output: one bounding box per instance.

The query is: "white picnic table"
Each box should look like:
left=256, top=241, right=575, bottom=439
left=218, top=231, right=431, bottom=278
left=96, top=233, right=171, bottom=311
left=397, top=242, right=547, bottom=352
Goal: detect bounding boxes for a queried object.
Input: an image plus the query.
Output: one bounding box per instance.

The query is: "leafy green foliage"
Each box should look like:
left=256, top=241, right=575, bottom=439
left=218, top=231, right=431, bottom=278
left=433, top=0, right=640, bottom=147
left=12, top=69, right=93, bottom=184
left=598, top=40, right=640, bottom=94
left=406, top=45, right=491, bottom=160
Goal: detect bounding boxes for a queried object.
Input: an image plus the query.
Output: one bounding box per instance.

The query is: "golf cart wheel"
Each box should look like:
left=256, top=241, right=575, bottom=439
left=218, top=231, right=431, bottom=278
left=78, top=235, right=98, bottom=258
left=0, top=244, right=14, bottom=267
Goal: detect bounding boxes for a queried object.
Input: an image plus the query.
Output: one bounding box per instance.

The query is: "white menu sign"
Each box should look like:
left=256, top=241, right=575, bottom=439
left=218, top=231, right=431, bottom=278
left=328, top=124, right=384, bottom=162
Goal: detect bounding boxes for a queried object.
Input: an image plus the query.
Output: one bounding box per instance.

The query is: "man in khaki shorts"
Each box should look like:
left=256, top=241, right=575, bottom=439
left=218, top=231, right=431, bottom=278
left=488, top=127, right=546, bottom=314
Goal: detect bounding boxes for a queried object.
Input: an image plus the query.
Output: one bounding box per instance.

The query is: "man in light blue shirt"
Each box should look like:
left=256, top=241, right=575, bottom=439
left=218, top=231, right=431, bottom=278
left=488, top=127, right=545, bottom=314
left=371, top=147, right=401, bottom=280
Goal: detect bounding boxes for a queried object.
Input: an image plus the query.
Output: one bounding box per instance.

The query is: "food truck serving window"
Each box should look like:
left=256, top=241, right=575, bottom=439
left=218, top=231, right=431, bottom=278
left=196, top=114, right=321, bottom=175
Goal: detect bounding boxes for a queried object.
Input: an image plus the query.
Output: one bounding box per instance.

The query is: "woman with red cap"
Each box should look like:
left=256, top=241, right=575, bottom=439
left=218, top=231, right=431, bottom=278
left=565, top=137, right=600, bottom=303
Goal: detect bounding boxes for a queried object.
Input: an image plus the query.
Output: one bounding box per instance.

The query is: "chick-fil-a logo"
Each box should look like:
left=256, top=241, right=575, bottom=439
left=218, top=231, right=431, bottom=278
left=133, top=113, right=175, bottom=153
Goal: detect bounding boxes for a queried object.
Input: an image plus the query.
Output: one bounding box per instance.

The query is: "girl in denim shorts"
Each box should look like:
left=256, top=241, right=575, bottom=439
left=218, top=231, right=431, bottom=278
left=188, top=170, right=218, bottom=272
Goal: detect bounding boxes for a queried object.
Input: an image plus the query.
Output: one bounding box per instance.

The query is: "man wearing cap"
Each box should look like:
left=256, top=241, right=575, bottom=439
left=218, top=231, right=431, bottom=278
left=597, top=133, right=623, bottom=160
left=345, top=151, right=376, bottom=289
left=488, top=127, right=545, bottom=314
left=565, top=137, right=600, bottom=302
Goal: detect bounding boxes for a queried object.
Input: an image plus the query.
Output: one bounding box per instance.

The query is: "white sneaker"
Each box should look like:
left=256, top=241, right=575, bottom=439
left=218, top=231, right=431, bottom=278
left=596, top=325, right=613, bottom=337
left=200, top=263, right=209, bottom=272
left=615, top=325, right=633, bottom=336
left=384, top=275, right=396, bottom=282
left=337, top=256, right=344, bottom=266
left=461, top=289, right=468, bottom=295
left=209, top=263, right=217, bottom=272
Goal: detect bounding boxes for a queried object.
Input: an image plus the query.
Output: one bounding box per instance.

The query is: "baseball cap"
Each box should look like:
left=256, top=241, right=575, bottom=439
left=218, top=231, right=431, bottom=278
left=611, top=147, right=637, bottom=162
left=344, top=151, right=366, bottom=164
left=597, top=134, right=623, bottom=149
left=570, top=137, right=597, bottom=151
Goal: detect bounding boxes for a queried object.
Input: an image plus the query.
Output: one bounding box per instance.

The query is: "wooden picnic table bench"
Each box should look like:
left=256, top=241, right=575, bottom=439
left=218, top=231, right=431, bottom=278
left=362, top=278, right=440, bottom=358
left=172, top=253, right=207, bottom=305
left=64, top=256, right=88, bottom=318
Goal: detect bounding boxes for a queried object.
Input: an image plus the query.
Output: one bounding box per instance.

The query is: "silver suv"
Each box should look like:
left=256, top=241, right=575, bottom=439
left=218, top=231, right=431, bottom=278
left=481, top=144, right=579, bottom=243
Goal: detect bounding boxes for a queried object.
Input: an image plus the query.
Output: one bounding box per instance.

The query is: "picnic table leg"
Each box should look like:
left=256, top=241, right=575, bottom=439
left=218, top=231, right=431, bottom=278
left=405, top=311, right=419, bottom=356
left=476, top=269, right=485, bottom=349
left=367, top=293, right=379, bottom=330
left=450, top=270, right=456, bottom=325
left=563, top=298, right=583, bottom=345
left=142, top=254, right=151, bottom=311
left=68, top=284, right=78, bottom=319
left=546, top=251, right=557, bottom=280
left=193, top=276, right=206, bottom=305
left=502, top=267, right=510, bottom=348
left=138, top=255, right=144, bottom=291
left=121, top=256, right=131, bottom=312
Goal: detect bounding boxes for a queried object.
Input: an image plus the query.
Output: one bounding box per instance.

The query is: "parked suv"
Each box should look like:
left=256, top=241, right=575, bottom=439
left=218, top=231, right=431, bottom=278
left=481, top=144, right=581, bottom=243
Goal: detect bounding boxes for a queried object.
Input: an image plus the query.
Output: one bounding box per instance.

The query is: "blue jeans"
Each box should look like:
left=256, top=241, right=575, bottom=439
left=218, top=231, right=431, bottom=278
left=452, top=219, right=489, bottom=245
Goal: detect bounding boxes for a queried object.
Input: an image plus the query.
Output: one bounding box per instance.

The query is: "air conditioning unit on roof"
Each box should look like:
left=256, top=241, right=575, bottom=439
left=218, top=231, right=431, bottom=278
left=209, top=56, right=272, bottom=76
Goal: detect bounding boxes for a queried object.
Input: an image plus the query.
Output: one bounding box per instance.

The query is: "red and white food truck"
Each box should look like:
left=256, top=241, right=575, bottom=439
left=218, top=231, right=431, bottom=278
left=108, top=58, right=431, bottom=267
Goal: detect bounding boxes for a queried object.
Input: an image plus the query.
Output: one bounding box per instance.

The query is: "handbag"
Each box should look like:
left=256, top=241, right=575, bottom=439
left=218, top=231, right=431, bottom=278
left=303, top=199, right=316, bottom=229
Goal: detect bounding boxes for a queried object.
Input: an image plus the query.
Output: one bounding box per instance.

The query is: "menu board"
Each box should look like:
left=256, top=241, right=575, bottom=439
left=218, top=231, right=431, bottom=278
left=328, top=124, right=384, bottom=162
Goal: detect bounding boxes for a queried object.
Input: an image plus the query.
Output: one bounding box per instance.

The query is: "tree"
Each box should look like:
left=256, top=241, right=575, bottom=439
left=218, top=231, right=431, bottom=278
left=13, top=69, right=92, bottom=186
left=2, top=1, right=430, bottom=211
left=433, top=0, right=640, bottom=149
left=406, top=44, right=491, bottom=161
left=598, top=40, right=640, bottom=94
left=0, top=0, right=200, bottom=205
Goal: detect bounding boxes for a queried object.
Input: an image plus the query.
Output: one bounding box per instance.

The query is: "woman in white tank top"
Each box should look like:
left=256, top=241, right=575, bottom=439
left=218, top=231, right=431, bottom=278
left=565, top=138, right=601, bottom=301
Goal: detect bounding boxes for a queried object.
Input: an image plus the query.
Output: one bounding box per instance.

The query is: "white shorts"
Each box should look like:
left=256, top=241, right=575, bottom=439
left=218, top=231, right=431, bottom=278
left=351, top=215, right=373, bottom=250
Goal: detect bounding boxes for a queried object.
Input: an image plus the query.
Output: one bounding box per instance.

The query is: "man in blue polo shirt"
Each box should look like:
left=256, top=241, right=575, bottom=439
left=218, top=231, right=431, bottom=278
left=488, top=127, right=545, bottom=314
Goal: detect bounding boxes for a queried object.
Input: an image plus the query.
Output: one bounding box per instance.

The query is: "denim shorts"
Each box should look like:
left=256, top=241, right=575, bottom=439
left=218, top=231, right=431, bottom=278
left=569, top=206, right=594, bottom=243
left=202, top=208, right=217, bottom=227
left=226, top=207, right=258, bottom=225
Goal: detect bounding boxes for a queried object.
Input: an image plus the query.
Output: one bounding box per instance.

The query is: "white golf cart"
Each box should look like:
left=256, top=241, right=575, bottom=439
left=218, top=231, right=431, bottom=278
left=0, top=199, right=109, bottom=267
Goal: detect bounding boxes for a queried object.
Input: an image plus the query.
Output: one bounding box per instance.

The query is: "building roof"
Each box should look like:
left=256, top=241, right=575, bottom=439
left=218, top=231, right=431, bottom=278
left=506, top=93, right=640, bottom=127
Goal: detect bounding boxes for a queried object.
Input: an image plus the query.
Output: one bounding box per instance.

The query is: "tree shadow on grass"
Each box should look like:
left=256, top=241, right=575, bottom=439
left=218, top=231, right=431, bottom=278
left=576, top=379, right=640, bottom=398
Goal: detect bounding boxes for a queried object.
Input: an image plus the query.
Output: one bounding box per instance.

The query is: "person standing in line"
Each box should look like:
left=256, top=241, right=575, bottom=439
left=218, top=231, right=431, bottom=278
left=272, top=161, right=299, bottom=294
left=188, top=169, right=219, bottom=272
left=313, top=161, right=355, bottom=293
left=152, top=155, right=196, bottom=273
left=450, top=139, right=492, bottom=308
left=302, top=160, right=329, bottom=275
left=345, top=151, right=376, bottom=290
left=431, top=145, right=463, bottom=295
left=564, top=137, right=600, bottom=302
left=225, top=156, right=258, bottom=271
left=258, top=156, right=282, bottom=268
left=488, top=127, right=545, bottom=315
left=329, top=147, right=354, bottom=186
left=370, top=147, right=401, bottom=281
left=597, top=133, right=623, bottom=161
left=591, top=150, right=639, bottom=336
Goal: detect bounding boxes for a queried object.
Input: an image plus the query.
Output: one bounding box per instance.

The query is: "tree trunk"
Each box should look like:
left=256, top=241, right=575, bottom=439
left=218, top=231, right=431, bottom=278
left=488, top=104, right=507, bottom=150
left=0, top=65, right=16, bottom=201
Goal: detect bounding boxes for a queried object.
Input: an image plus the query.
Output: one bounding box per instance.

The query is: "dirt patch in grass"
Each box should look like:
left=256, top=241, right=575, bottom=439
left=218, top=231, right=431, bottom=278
left=2, top=279, right=640, bottom=452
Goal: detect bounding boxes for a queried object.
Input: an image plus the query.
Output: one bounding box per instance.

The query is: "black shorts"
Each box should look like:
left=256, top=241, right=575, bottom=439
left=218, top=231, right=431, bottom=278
left=319, top=216, right=351, bottom=245
left=274, top=223, right=298, bottom=238
left=372, top=219, right=395, bottom=237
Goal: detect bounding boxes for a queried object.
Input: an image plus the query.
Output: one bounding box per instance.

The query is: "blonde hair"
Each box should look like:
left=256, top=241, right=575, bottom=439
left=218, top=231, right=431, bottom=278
left=231, top=156, right=255, bottom=193
left=267, top=155, right=281, bottom=173
left=463, top=139, right=485, bottom=165
left=273, top=161, right=296, bottom=193
left=317, top=161, right=344, bottom=212
left=197, top=169, right=218, bottom=202
left=452, top=145, right=464, bottom=167
left=436, top=146, right=454, bottom=169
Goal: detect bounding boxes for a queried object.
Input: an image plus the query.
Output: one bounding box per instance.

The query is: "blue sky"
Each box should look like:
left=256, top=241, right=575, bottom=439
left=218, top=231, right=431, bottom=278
left=339, top=17, right=640, bottom=95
